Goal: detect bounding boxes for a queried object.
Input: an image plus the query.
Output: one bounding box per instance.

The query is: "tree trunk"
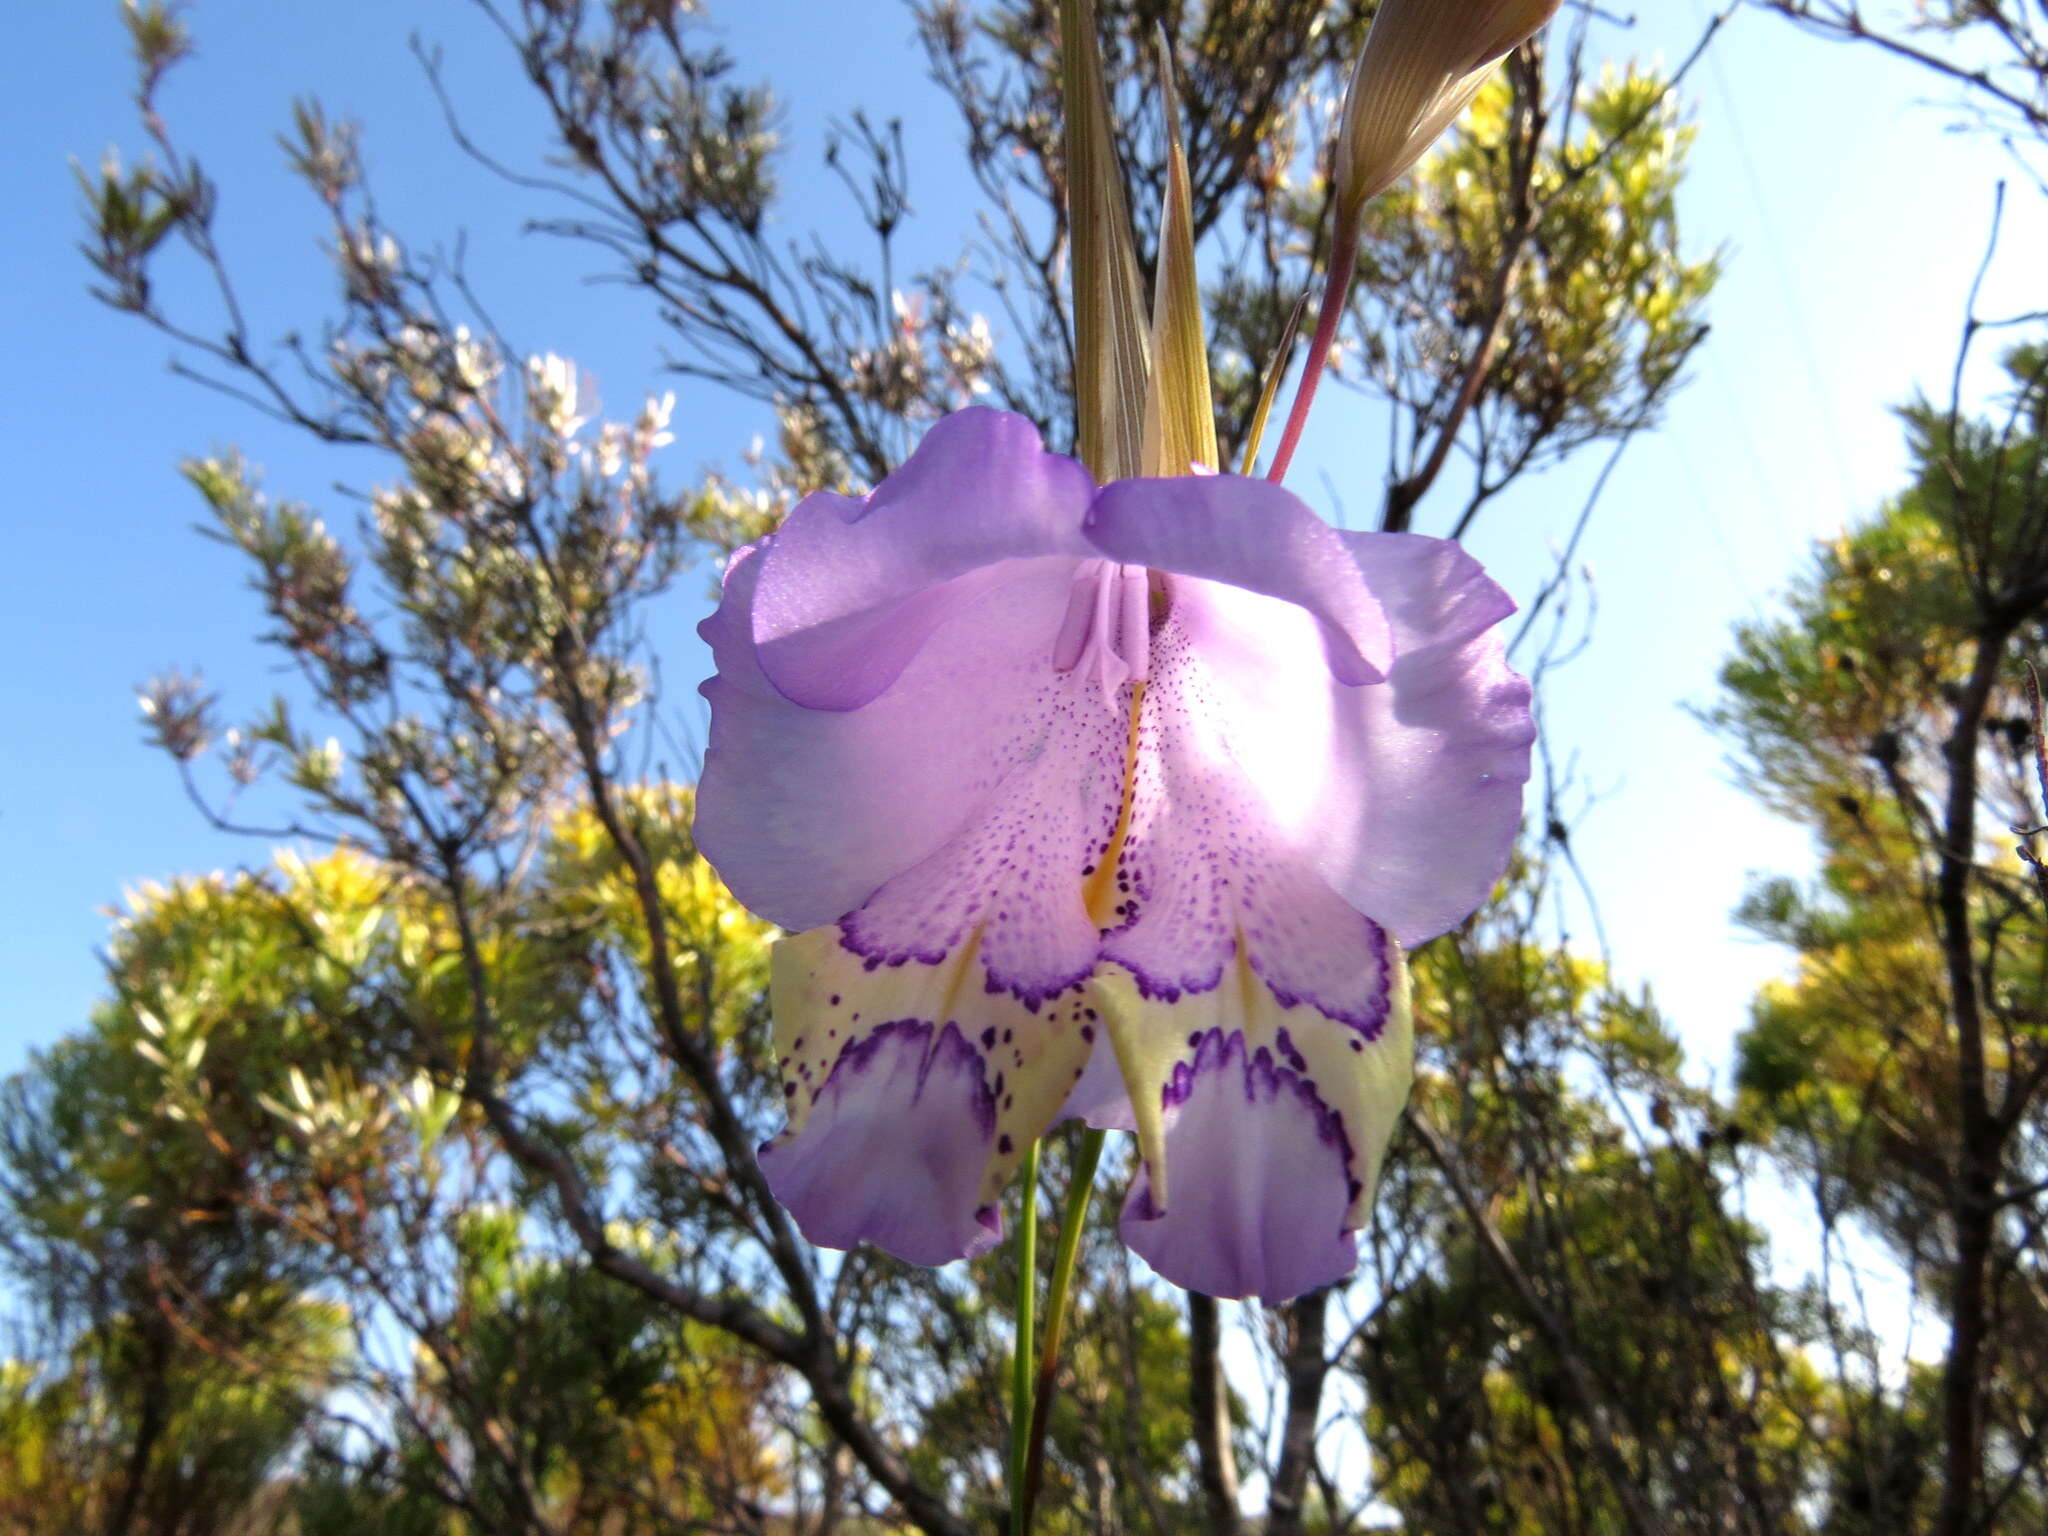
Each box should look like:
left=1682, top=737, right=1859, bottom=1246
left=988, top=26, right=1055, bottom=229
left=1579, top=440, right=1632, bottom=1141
left=1932, top=623, right=2014, bottom=1536
left=1266, top=1287, right=1331, bottom=1536
left=105, top=1319, right=172, bottom=1536
left=1188, top=1292, right=1242, bottom=1535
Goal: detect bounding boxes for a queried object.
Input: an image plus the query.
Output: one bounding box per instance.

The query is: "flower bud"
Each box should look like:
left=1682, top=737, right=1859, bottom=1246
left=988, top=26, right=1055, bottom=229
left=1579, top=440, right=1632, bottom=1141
left=1332, top=0, right=1562, bottom=219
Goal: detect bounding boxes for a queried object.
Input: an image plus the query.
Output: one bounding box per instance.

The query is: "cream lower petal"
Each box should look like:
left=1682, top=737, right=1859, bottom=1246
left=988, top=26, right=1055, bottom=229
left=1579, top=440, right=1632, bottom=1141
left=760, top=923, right=1101, bottom=1266
left=1101, top=947, right=1413, bottom=1302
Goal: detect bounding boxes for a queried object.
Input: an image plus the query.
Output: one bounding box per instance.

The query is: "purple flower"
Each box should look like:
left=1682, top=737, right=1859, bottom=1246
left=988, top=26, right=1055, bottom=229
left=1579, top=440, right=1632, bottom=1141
left=696, top=408, right=1532, bottom=1301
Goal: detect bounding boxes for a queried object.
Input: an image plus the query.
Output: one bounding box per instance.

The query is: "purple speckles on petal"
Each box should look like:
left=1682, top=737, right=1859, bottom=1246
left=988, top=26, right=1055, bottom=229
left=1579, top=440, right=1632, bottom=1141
left=838, top=662, right=1126, bottom=1006
left=1098, top=597, right=1395, bottom=1035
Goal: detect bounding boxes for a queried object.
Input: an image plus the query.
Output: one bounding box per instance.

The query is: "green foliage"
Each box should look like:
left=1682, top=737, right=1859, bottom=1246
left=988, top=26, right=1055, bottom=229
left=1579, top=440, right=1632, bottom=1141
left=0, top=794, right=784, bottom=1533
left=1702, top=338, right=2048, bottom=1527
left=0, top=1278, right=343, bottom=1536
left=1364, top=1140, right=1815, bottom=1533
left=1359, top=65, right=1717, bottom=466
left=1336, top=886, right=1841, bottom=1534
left=1706, top=355, right=2048, bottom=1233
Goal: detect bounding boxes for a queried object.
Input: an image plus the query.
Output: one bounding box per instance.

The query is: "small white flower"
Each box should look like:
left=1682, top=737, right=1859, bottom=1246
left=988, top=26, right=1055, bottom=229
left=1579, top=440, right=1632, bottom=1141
left=483, top=448, right=527, bottom=503
left=634, top=390, right=676, bottom=458
left=451, top=326, right=499, bottom=397
left=942, top=313, right=996, bottom=397
left=339, top=225, right=401, bottom=303
left=595, top=421, right=630, bottom=479
left=525, top=352, right=588, bottom=441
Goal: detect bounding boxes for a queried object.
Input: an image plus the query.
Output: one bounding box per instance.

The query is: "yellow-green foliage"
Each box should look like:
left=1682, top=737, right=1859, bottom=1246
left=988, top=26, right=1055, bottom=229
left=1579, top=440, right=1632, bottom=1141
left=544, top=785, right=774, bottom=1047
left=0, top=783, right=781, bottom=1533
left=1706, top=357, right=2048, bottom=1238
left=1360, top=65, right=1717, bottom=449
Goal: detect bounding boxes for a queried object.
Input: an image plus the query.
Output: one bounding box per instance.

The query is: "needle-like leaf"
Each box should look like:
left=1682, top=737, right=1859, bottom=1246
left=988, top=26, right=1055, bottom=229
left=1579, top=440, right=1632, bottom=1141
left=1238, top=289, right=1309, bottom=476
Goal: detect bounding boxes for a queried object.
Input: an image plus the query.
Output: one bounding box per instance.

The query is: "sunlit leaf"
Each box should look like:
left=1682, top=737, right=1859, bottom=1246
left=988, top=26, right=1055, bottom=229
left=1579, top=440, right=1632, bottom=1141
left=1061, top=0, right=1149, bottom=482
left=1139, top=32, right=1217, bottom=479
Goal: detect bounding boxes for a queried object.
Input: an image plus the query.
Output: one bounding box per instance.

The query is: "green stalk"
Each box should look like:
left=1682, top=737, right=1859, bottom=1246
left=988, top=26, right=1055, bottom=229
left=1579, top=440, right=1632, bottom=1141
left=1019, top=1127, right=1109, bottom=1533
left=1008, top=1138, right=1042, bottom=1536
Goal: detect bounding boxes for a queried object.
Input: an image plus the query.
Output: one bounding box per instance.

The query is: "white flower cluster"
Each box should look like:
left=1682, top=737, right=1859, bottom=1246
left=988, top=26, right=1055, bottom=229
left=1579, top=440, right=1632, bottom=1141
left=847, top=290, right=997, bottom=413
left=327, top=276, right=680, bottom=517
left=526, top=352, right=589, bottom=441
left=594, top=389, right=676, bottom=481
left=941, top=313, right=996, bottom=400
left=339, top=224, right=402, bottom=305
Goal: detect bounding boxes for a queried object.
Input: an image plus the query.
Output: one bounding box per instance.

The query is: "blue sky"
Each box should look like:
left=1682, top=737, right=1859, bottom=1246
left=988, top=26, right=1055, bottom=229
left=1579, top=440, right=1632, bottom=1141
left=2, top=0, right=2042, bottom=1086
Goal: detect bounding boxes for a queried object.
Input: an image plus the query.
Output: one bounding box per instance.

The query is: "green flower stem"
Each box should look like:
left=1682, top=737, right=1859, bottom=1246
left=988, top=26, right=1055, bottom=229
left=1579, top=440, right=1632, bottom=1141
left=1019, top=1127, right=1109, bottom=1534
left=1008, top=1138, right=1041, bottom=1536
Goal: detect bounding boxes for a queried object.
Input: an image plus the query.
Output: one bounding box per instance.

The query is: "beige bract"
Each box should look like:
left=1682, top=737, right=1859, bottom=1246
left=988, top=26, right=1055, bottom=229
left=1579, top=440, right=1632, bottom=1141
left=1333, top=0, right=1562, bottom=218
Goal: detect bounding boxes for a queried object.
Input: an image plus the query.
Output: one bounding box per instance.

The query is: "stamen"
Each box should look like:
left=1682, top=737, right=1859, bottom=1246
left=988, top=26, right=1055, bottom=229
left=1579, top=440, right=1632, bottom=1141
left=1052, top=559, right=1155, bottom=688
left=1088, top=561, right=1123, bottom=693
left=1051, top=558, right=1108, bottom=673
left=1118, top=565, right=1150, bottom=684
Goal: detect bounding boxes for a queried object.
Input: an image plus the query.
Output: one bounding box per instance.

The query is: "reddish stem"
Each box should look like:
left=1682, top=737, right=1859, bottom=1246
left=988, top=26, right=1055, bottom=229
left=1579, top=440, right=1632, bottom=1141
left=1265, top=215, right=1359, bottom=485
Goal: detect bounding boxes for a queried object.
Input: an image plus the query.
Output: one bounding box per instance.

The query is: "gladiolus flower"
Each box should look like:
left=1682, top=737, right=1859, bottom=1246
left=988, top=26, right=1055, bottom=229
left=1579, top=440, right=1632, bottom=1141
left=1333, top=0, right=1563, bottom=218
left=695, top=408, right=1531, bottom=1301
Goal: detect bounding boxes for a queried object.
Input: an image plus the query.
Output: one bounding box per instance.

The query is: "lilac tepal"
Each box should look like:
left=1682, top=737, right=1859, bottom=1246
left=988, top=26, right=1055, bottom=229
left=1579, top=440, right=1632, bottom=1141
left=695, top=406, right=1533, bottom=1301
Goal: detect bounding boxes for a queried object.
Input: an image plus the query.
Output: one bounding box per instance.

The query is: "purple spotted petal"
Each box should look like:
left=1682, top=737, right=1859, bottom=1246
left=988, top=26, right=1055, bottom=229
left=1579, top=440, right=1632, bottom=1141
left=1120, top=1029, right=1362, bottom=1301
left=756, top=660, right=1128, bottom=1264
left=761, top=899, right=1106, bottom=1266
left=1083, top=474, right=1392, bottom=684
left=1107, top=531, right=1531, bottom=951
left=750, top=409, right=1094, bottom=710
left=1099, top=591, right=1394, bottom=1031
left=698, top=563, right=1091, bottom=932
left=1041, top=517, right=1472, bottom=1301
left=1077, top=585, right=1411, bottom=1301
